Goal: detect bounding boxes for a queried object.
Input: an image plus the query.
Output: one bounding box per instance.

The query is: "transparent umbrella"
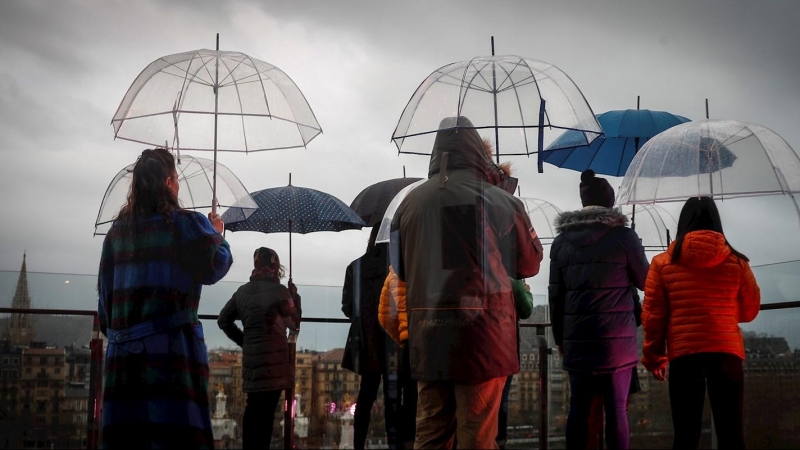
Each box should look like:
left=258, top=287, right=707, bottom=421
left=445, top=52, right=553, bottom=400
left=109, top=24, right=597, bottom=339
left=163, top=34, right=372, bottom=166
left=94, top=154, right=258, bottom=235
left=111, top=35, right=322, bottom=212
left=376, top=179, right=426, bottom=244
left=618, top=120, right=800, bottom=206
left=518, top=198, right=563, bottom=245
left=392, top=45, right=601, bottom=172
left=620, top=204, right=677, bottom=251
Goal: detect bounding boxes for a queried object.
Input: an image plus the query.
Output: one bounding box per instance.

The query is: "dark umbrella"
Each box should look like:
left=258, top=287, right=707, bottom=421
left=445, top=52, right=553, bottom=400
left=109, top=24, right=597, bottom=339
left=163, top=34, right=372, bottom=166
left=350, top=176, right=423, bottom=227
left=222, top=176, right=366, bottom=279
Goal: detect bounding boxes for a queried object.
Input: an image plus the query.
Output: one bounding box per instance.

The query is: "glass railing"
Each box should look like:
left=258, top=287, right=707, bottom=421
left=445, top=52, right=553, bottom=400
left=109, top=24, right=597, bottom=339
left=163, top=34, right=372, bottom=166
left=2, top=263, right=800, bottom=449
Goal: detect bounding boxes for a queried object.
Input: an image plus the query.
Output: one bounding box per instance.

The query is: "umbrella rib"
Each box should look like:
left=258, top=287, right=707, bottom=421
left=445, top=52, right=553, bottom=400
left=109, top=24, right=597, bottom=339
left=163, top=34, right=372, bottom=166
left=517, top=59, right=552, bottom=129
left=219, top=56, right=250, bottom=152
left=457, top=58, right=485, bottom=117
left=157, top=68, right=214, bottom=87
left=158, top=55, right=215, bottom=87
left=196, top=54, right=217, bottom=89
left=217, top=54, right=248, bottom=87
left=173, top=52, right=208, bottom=145
left=179, top=160, right=200, bottom=210
left=243, top=54, right=273, bottom=123
left=584, top=137, right=609, bottom=172
left=496, top=60, right=531, bottom=155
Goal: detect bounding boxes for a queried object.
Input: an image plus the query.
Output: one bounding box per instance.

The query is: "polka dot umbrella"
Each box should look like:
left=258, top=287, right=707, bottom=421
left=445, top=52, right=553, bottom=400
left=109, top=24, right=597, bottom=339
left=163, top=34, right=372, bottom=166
left=222, top=176, right=366, bottom=279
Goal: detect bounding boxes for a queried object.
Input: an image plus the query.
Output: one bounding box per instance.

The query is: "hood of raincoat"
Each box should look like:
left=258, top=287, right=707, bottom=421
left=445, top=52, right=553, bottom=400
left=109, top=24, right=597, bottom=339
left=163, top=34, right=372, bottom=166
left=668, top=230, right=731, bottom=268
left=554, top=207, right=629, bottom=246
left=427, top=116, right=506, bottom=186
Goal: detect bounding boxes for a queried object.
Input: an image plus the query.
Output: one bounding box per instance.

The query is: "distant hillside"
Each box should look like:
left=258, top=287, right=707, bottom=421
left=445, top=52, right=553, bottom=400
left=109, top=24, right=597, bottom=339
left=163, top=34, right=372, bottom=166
left=0, top=315, right=94, bottom=347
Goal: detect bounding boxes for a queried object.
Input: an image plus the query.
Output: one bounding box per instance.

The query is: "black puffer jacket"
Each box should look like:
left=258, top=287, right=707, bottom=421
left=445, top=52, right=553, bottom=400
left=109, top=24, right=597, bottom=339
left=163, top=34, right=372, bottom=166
left=218, top=280, right=301, bottom=392
left=548, top=207, right=649, bottom=374
left=390, top=117, right=544, bottom=383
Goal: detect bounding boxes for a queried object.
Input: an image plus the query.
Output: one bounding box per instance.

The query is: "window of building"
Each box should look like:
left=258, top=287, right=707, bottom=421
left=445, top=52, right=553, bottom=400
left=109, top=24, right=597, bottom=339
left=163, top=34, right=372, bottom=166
left=12, top=358, right=19, bottom=364
left=2, top=358, right=8, bottom=364
left=40, top=357, right=47, bottom=365
left=25, top=368, right=31, bottom=374
left=55, top=368, right=61, bottom=375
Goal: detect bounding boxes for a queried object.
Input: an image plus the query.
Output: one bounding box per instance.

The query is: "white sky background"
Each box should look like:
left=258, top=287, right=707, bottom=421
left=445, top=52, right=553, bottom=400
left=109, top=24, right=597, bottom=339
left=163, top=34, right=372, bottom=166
left=1, top=0, right=800, bottom=299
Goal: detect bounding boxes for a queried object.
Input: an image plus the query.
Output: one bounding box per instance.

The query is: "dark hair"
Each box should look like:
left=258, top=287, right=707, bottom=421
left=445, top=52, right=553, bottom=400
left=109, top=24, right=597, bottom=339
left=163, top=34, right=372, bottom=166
left=254, top=247, right=286, bottom=279
left=115, top=148, right=181, bottom=232
left=671, top=196, right=748, bottom=262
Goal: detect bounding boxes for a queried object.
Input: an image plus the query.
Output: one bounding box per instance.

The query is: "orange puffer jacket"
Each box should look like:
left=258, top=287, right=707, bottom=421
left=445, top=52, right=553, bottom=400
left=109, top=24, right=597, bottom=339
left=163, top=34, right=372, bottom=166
left=642, top=230, right=761, bottom=372
left=378, top=266, right=407, bottom=346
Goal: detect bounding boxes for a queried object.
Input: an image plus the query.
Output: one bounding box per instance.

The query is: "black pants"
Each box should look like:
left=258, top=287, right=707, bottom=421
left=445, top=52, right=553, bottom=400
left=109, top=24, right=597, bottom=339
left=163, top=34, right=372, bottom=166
left=355, top=371, right=398, bottom=450
left=399, top=343, right=418, bottom=449
left=242, top=390, right=282, bottom=450
left=669, top=353, right=745, bottom=450
left=496, top=375, right=513, bottom=448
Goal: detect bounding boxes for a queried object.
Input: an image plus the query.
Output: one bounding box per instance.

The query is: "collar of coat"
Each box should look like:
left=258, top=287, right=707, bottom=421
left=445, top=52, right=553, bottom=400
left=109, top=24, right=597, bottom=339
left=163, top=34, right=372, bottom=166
left=554, top=206, right=629, bottom=234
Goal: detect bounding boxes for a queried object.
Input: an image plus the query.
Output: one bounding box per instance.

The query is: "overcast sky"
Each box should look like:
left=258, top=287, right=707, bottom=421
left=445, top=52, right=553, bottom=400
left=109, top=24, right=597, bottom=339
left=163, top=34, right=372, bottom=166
left=2, top=0, right=800, bottom=301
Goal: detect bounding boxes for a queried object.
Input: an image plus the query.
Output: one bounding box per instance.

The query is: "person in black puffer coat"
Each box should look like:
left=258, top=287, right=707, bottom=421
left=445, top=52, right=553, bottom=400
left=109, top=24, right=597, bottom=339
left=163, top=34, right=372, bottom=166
left=218, top=247, right=301, bottom=450
left=341, top=226, right=403, bottom=449
left=548, top=170, right=649, bottom=450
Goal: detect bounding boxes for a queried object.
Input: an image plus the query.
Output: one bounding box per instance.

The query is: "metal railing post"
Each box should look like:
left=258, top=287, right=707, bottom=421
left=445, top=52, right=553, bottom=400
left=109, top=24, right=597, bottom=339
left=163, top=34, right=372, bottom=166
left=537, top=325, right=550, bottom=450
left=87, top=315, right=104, bottom=450
left=284, top=330, right=299, bottom=449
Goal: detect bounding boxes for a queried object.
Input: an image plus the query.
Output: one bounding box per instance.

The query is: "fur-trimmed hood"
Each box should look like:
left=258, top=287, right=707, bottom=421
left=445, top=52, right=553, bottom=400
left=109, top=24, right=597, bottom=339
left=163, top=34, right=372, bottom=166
left=554, top=207, right=629, bottom=246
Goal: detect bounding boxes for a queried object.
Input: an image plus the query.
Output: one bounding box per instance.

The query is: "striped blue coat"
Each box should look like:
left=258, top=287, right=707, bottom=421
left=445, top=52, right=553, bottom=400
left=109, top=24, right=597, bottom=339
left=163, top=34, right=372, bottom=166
left=98, top=210, right=232, bottom=449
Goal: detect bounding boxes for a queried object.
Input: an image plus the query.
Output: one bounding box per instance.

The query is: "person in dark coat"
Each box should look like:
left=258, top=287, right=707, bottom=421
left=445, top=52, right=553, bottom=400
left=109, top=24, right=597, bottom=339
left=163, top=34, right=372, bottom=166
left=218, top=247, right=301, bottom=450
left=390, top=116, right=544, bottom=449
left=548, top=170, right=649, bottom=450
left=341, top=226, right=401, bottom=449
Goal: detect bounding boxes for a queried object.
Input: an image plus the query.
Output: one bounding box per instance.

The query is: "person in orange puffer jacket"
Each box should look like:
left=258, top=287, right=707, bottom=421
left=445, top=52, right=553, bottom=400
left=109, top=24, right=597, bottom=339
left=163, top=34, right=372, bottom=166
left=642, top=196, right=760, bottom=450
left=379, top=266, right=415, bottom=449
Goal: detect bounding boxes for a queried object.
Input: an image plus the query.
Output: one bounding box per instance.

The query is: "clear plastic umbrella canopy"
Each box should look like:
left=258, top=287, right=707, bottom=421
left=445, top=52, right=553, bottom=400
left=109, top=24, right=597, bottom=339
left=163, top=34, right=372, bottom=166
left=111, top=48, right=322, bottom=152
left=518, top=198, right=562, bottom=244
left=620, top=204, right=678, bottom=251
left=391, top=55, right=602, bottom=171
left=376, top=179, right=426, bottom=244
left=94, top=155, right=258, bottom=235
left=617, top=120, right=800, bottom=205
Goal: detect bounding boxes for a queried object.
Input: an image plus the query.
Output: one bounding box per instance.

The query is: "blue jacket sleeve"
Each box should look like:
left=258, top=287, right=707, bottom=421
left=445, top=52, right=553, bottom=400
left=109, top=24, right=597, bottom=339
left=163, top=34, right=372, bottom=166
left=178, top=211, right=233, bottom=284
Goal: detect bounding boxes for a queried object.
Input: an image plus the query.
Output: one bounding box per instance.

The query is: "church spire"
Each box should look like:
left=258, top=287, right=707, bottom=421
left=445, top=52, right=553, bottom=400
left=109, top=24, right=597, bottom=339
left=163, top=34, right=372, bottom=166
left=6, top=252, right=33, bottom=346
left=12, top=252, right=30, bottom=309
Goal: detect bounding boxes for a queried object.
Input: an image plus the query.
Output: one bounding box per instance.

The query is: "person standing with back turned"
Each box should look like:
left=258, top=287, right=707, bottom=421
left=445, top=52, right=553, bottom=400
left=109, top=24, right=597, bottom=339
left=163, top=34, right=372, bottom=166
left=642, top=196, right=760, bottom=449
left=218, top=247, right=301, bottom=449
left=98, top=148, right=232, bottom=449
left=549, top=169, right=649, bottom=450
left=390, top=116, right=543, bottom=449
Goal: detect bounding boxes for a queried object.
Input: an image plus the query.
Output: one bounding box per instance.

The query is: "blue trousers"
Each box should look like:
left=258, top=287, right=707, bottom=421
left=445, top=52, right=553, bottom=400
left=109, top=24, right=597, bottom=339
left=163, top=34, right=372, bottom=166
left=566, top=369, right=632, bottom=450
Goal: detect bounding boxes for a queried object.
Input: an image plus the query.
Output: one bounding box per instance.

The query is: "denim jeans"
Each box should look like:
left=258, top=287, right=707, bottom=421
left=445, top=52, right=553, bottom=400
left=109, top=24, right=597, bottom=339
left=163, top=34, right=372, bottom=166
left=566, top=369, right=632, bottom=450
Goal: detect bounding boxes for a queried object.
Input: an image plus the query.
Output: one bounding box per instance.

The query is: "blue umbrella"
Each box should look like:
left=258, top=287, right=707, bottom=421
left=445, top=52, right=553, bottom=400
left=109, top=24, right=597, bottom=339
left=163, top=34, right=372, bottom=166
left=543, top=109, right=691, bottom=176
left=223, top=178, right=365, bottom=278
